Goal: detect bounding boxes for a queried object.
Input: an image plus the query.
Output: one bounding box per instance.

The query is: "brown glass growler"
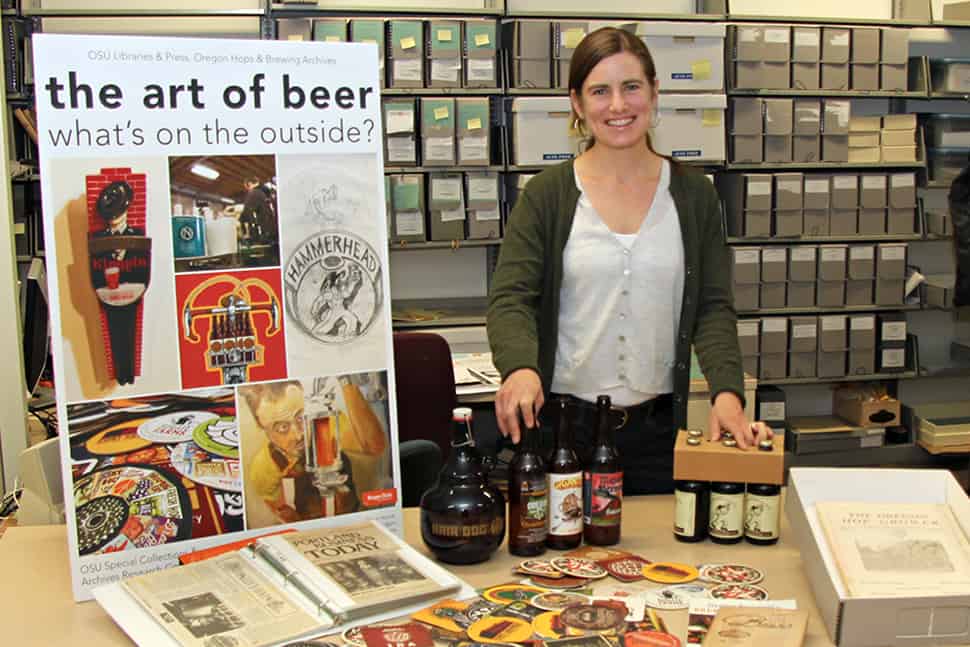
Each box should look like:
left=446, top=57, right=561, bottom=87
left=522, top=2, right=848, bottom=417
left=546, top=398, right=583, bottom=550
left=583, top=395, right=622, bottom=546
left=420, top=407, right=506, bottom=564
left=508, top=423, right=548, bottom=556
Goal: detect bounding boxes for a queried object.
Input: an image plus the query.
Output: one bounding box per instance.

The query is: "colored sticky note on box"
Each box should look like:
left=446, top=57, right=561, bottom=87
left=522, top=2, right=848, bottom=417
left=400, top=36, right=416, bottom=49
left=434, top=106, right=450, bottom=120
left=691, top=59, right=712, bottom=81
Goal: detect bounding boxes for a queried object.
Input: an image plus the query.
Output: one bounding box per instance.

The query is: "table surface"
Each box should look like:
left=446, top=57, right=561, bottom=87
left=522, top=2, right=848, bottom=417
left=0, top=496, right=836, bottom=646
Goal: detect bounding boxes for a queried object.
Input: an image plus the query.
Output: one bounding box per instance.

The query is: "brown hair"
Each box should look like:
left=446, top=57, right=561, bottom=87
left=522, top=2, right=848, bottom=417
left=568, top=27, right=661, bottom=155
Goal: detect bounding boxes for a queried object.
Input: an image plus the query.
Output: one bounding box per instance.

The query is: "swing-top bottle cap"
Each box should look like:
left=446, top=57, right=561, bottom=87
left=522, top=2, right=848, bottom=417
left=452, top=407, right=473, bottom=422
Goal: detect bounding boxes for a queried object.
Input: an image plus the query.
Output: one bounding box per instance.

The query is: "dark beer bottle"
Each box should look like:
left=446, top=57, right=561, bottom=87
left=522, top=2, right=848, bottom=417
left=508, top=424, right=548, bottom=556
left=546, top=399, right=582, bottom=550
left=744, top=482, right=781, bottom=545
left=673, top=480, right=709, bottom=543
left=583, top=395, right=622, bottom=546
left=708, top=481, right=745, bottom=545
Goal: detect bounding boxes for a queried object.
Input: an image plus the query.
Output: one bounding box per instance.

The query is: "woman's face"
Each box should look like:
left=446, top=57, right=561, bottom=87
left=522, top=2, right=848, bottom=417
left=571, top=51, right=658, bottom=152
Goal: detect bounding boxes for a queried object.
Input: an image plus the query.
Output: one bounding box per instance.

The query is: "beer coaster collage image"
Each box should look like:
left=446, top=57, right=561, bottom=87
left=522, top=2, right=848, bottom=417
left=48, top=152, right=396, bottom=557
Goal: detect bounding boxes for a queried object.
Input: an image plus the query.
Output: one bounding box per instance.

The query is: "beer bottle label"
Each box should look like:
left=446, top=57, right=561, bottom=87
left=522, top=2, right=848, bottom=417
left=744, top=492, right=781, bottom=540
left=547, top=472, right=582, bottom=536
left=708, top=491, right=744, bottom=539
left=583, top=472, right=622, bottom=527
left=514, top=476, right=548, bottom=544
left=674, top=489, right=696, bottom=536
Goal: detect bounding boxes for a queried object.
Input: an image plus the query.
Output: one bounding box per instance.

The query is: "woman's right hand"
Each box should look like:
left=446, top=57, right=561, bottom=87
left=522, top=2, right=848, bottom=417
left=494, top=368, right=544, bottom=444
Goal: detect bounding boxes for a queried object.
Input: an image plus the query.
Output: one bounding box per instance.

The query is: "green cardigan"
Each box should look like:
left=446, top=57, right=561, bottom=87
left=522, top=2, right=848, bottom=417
left=486, top=160, right=744, bottom=429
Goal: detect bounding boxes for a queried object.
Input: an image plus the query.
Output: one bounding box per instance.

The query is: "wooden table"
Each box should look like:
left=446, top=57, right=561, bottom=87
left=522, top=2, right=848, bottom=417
left=0, top=496, right=837, bottom=646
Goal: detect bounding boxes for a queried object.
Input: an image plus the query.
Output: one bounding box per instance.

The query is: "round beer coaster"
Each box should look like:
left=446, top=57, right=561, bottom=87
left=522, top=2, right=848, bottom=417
left=699, top=563, right=765, bottom=585
left=518, top=559, right=562, bottom=578
left=623, top=630, right=682, bottom=647
left=708, top=583, right=769, bottom=601
left=85, top=419, right=154, bottom=456
left=341, top=627, right=365, bottom=646
left=560, top=604, right=626, bottom=633
left=137, top=410, right=218, bottom=444
left=532, top=611, right=578, bottom=639
left=482, top=584, right=546, bottom=604
left=641, top=589, right=688, bottom=611
left=641, top=562, right=699, bottom=584
left=531, top=591, right=589, bottom=612
left=467, top=616, right=533, bottom=644
left=529, top=575, right=589, bottom=589
left=192, top=416, right=240, bottom=459
left=550, top=557, right=608, bottom=579
left=169, top=440, right=242, bottom=492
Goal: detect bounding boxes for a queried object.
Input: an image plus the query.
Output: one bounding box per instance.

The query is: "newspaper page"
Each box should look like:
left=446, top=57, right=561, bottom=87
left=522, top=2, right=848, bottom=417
left=817, top=501, right=970, bottom=597
left=123, top=552, right=324, bottom=647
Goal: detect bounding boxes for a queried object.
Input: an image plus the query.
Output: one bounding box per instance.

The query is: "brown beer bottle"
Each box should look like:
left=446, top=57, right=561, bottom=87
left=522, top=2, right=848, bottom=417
left=508, top=423, right=548, bottom=556
left=583, top=395, right=622, bottom=546
left=546, top=398, right=582, bottom=550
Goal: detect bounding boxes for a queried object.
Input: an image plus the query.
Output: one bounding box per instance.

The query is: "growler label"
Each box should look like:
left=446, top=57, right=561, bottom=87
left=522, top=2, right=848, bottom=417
left=744, top=493, right=781, bottom=540
left=547, top=472, right=582, bottom=536
left=674, top=489, right=696, bottom=536
left=708, top=492, right=744, bottom=539
left=513, top=477, right=548, bottom=545
left=583, top=472, right=622, bottom=527
left=431, top=518, right=504, bottom=538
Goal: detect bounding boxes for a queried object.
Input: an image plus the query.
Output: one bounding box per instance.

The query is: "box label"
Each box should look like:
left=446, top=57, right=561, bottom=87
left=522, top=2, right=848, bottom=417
left=739, top=28, right=759, bottom=42
left=795, top=30, right=820, bottom=48
left=466, top=58, right=495, bottom=82
left=735, top=250, right=760, bottom=264
left=762, top=248, right=786, bottom=263
left=851, top=316, right=875, bottom=330
left=425, top=136, right=455, bottom=161
left=394, top=58, right=423, bottom=82
left=882, top=321, right=907, bottom=341
left=821, top=316, right=846, bottom=331
left=738, top=321, right=759, bottom=337
left=862, top=175, right=887, bottom=190
left=396, top=211, right=424, bottom=235
left=891, top=173, right=915, bottom=187
left=764, top=28, right=790, bottom=44
left=791, top=247, right=816, bottom=261
left=747, top=181, right=771, bottom=196
left=880, top=246, right=905, bottom=261
left=385, top=109, right=414, bottom=135
left=459, top=136, right=489, bottom=162
left=850, top=246, right=874, bottom=260
left=386, top=137, right=416, bottom=162
left=432, top=177, right=462, bottom=202
left=468, top=176, right=499, bottom=201
left=805, top=179, right=828, bottom=193
left=792, top=324, right=817, bottom=339
left=833, top=175, right=856, bottom=189
left=475, top=209, right=500, bottom=222
left=759, top=401, right=785, bottom=421
left=821, top=247, right=846, bottom=261
left=431, top=59, right=460, bottom=83
left=440, top=207, right=465, bottom=223
left=762, top=318, right=787, bottom=332
left=777, top=180, right=802, bottom=194
left=881, top=348, right=905, bottom=367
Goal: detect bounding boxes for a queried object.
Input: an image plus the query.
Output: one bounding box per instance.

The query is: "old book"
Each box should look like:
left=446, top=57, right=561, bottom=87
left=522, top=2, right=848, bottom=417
left=705, top=607, right=808, bottom=647
left=816, top=502, right=970, bottom=598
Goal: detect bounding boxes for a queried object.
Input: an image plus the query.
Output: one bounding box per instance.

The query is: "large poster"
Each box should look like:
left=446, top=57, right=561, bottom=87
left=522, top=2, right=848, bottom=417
left=34, top=34, right=399, bottom=601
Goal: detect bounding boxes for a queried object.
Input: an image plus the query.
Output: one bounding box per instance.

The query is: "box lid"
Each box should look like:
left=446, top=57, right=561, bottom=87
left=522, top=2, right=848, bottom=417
left=658, top=93, right=727, bottom=110
left=511, top=96, right=571, bottom=113
left=635, top=21, right=725, bottom=39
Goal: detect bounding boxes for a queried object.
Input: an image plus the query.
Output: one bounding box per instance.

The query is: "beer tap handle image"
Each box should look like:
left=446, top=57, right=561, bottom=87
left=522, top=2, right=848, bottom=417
left=338, top=375, right=388, bottom=457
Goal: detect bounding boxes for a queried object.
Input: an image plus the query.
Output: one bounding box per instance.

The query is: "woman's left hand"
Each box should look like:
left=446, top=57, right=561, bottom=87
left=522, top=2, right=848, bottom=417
left=708, top=391, right=772, bottom=449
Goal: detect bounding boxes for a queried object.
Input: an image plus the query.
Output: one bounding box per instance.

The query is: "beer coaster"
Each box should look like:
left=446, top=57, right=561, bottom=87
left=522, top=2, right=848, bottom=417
left=641, top=589, right=687, bottom=611
left=708, top=583, right=769, bottom=600
left=529, top=575, right=589, bottom=589
left=622, top=631, right=681, bottom=647
left=658, top=584, right=708, bottom=599
left=590, top=595, right=643, bottom=622
left=482, top=584, right=546, bottom=604
left=467, top=616, right=533, bottom=644
left=169, top=440, right=242, bottom=492
left=192, top=416, right=240, bottom=459
left=532, top=611, right=574, bottom=639
left=599, top=555, right=651, bottom=582
left=137, top=410, right=218, bottom=443
left=411, top=599, right=473, bottom=632
left=85, top=419, right=154, bottom=456
left=550, top=557, right=608, bottom=579
left=532, top=592, right=588, bottom=612
left=641, top=562, right=699, bottom=584
left=342, top=627, right=366, bottom=647
left=465, top=599, right=502, bottom=621
left=499, top=600, right=545, bottom=621
left=517, top=559, right=563, bottom=578
left=698, top=563, right=764, bottom=585
left=564, top=546, right=633, bottom=562
left=429, top=627, right=466, bottom=646
left=560, top=604, right=626, bottom=633
left=361, top=623, right=433, bottom=647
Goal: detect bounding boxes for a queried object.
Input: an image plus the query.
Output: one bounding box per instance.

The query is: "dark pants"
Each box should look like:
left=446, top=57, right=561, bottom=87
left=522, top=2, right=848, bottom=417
left=539, top=393, right=676, bottom=495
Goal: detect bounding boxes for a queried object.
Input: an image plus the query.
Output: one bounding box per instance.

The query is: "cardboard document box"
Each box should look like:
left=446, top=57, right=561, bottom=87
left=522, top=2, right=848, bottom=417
left=766, top=134, right=793, bottom=163
left=846, top=279, right=874, bottom=306
left=877, top=242, right=907, bottom=278
left=786, top=467, right=970, bottom=646
left=794, top=135, right=821, bottom=162
left=818, top=315, right=848, bottom=378
left=831, top=174, right=859, bottom=209
left=860, top=173, right=887, bottom=208
left=848, top=244, right=876, bottom=280
left=733, top=24, right=764, bottom=61
left=313, top=18, right=347, bottom=43
left=794, top=99, right=821, bottom=135
left=848, top=146, right=881, bottom=163
left=822, top=27, right=851, bottom=64
left=761, top=247, right=788, bottom=283
left=823, top=100, right=851, bottom=134
left=636, top=22, right=725, bottom=91
left=878, top=311, right=907, bottom=346
left=764, top=98, right=794, bottom=135
left=277, top=18, right=311, bottom=42
left=762, top=61, right=791, bottom=89
left=829, top=209, right=858, bottom=236
left=804, top=210, right=829, bottom=236
left=465, top=172, right=501, bottom=239
left=733, top=134, right=763, bottom=163
left=882, top=127, right=915, bottom=147
left=654, top=94, right=727, bottom=162
left=775, top=210, right=803, bottom=237
left=761, top=316, right=788, bottom=354
left=463, top=20, right=498, bottom=88
left=817, top=279, right=846, bottom=307
left=760, top=352, right=788, bottom=380
left=880, top=63, right=907, bottom=91
left=383, top=98, right=417, bottom=166
left=743, top=210, right=771, bottom=237
left=803, top=176, right=829, bottom=210
left=789, top=279, right=817, bottom=307
left=422, top=97, right=456, bottom=166
left=793, top=26, right=821, bottom=62
left=735, top=282, right=760, bottom=311
left=878, top=342, right=906, bottom=372
left=510, top=97, right=574, bottom=166
left=456, top=98, right=490, bottom=166
left=762, top=25, right=791, bottom=62
left=822, top=62, right=850, bottom=90
left=738, top=319, right=760, bottom=356
left=822, top=135, right=848, bottom=162
left=880, top=27, right=909, bottom=64
left=858, top=208, right=886, bottom=235
left=793, top=61, right=821, bottom=90
left=350, top=20, right=386, bottom=88
left=819, top=244, right=848, bottom=281
left=761, top=281, right=787, bottom=308
left=790, top=316, right=819, bottom=378
left=554, top=21, right=588, bottom=88
left=428, top=173, right=466, bottom=241
left=511, top=20, right=551, bottom=89
left=390, top=174, right=426, bottom=243
left=731, top=97, right=763, bottom=135
left=852, top=27, right=880, bottom=64
left=744, top=174, right=773, bottom=211
left=388, top=20, right=424, bottom=89
left=789, top=246, right=818, bottom=282
left=774, top=172, right=803, bottom=211
left=733, top=247, right=761, bottom=284
left=852, top=63, right=880, bottom=90
left=849, top=314, right=876, bottom=348
left=427, top=20, right=461, bottom=88
left=734, top=60, right=762, bottom=89
left=887, top=208, right=915, bottom=234
left=882, top=144, right=917, bottom=162
left=889, top=172, right=917, bottom=208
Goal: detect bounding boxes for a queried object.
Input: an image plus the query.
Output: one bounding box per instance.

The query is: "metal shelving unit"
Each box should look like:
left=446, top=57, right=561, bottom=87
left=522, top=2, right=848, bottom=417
left=389, top=238, right=501, bottom=251
left=760, top=370, right=918, bottom=386
left=738, top=304, right=923, bottom=317
left=384, top=165, right=505, bottom=173
left=725, top=160, right=926, bottom=171
left=726, top=233, right=924, bottom=244
left=382, top=88, right=501, bottom=96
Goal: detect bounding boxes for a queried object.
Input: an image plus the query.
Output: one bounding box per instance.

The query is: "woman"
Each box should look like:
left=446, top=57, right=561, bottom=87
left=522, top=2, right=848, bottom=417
left=487, top=27, right=769, bottom=494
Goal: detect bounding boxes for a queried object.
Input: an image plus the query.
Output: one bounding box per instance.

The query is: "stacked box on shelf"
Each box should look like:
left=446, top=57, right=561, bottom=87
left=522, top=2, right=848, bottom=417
left=508, top=20, right=552, bottom=90
left=859, top=173, right=887, bottom=234
left=880, top=28, right=909, bottom=91
left=465, top=172, right=501, bottom=239
left=818, top=244, right=847, bottom=307
left=788, top=245, right=817, bottom=307
left=277, top=18, right=311, bottom=41
left=429, top=173, right=465, bottom=241
left=389, top=174, right=426, bottom=243
left=790, top=315, right=818, bottom=378
left=383, top=98, right=418, bottom=166
left=509, top=96, right=575, bottom=165
left=464, top=20, right=498, bottom=88
left=792, top=26, right=820, bottom=90
left=830, top=174, right=859, bottom=235
left=818, top=314, right=848, bottom=378
left=882, top=114, right=917, bottom=162
left=846, top=244, right=875, bottom=305
left=821, top=99, right=850, bottom=162
left=636, top=22, right=726, bottom=92
left=877, top=312, right=907, bottom=373
left=793, top=99, right=821, bottom=163
left=456, top=98, right=491, bottom=166
left=924, top=114, right=970, bottom=186
left=422, top=97, right=456, bottom=166
left=731, top=97, right=763, bottom=163
left=774, top=172, right=802, bottom=236
left=732, top=247, right=760, bottom=310
left=848, top=115, right=881, bottom=163
left=388, top=19, right=424, bottom=89
left=887, top=172, right=917, bottom=234
left=756, top=385, right=787, bottom=435
left=851, top=27, right=880, bottom=91
left=923, top=273, right=956, bottom=308
left=427, top=20, right=461, bottom=88
left=761, top=317, right=788, bottom=380
left=738, top=319, right=760, bottom=379
left=654, top=94, right=726, bottom=162
left=732, top=25, right=790, bottom=90
left=848, top=314, right=877, bottom=375
left=930, top=57, right=970, bottom=95
left=762, top=25, right=791, bottom=89
left=761, top=246, right=787, bottom=308
left=313, top=18, right=347, bottom=43
left=803, top=175, right=829, bottom=235
left=875, top=242, right=907, bottom=305
left=553, top=21, right=587, bottom=89
left=350, top=20, right=386, bottom=88
left=821, top=27, right=850, bottom=91
left=764, top=98, right=793, bottom=163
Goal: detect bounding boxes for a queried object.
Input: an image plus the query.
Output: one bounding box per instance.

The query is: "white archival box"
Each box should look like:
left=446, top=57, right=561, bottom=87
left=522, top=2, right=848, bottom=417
left=653, top=94, right=727, bottom=162
left=636, top=22, right=726, bottom=92
left=787, top=467, right=970, bottom=646
left=510, top=97, right=577, bottom=166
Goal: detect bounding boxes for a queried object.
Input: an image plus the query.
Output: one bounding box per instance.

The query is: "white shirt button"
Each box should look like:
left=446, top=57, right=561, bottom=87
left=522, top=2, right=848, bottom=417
left=619, top=313, right=626, bottom=320
left=623, top=269, right=631, bottom=276
left=623, top=249, right=630, bottom=255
